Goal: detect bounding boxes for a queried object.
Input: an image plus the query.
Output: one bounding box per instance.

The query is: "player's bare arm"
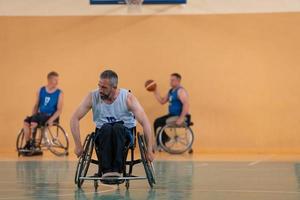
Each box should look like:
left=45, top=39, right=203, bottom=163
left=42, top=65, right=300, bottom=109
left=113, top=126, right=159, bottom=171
left=47, top=92, right=64, bottom=125
left=31, top=89, right=40, bottom=115
left=127, top=92, right=155, bottom=161
left=70, top=92, right=92, bottom=157
left=153, top=89, right=168, bottom=105
left=176, top=88, right=189, bottom=125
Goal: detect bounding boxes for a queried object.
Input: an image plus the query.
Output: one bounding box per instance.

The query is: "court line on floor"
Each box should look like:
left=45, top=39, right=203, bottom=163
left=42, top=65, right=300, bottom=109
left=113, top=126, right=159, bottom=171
left=129, top=188, right=300, bottom=194
left=248, top=154, right=276, bottom=166
left=197, top=189, right=300, bottom=194
left=0, top=184, right=117, bottom=199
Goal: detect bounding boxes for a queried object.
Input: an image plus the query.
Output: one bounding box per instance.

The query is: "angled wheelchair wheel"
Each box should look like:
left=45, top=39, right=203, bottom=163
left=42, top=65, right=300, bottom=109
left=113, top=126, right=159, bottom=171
left=76, top=134, right=94, bottom=188
left=16, top=129, right=25, bottom=154
left=158, top=124, right=194, bottom=154
left=137, top=133, right=156, bottom=188
left=74, top=134, right=90, bottom=184
left=16, top=128, right=43, bottom=156
left=46, top=124, right=69, bottom=156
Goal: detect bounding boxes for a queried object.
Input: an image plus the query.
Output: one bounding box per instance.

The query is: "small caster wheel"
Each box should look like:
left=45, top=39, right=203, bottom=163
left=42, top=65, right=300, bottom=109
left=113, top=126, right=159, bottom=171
left=94, top=180, right=98, bottom=191
left=125, top=181, right=130, bottom=190
left=188, top=148, right=193, bottom=154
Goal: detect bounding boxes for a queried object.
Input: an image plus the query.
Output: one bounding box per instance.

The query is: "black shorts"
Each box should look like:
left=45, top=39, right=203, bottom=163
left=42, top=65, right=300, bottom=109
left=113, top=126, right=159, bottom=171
left=24, top=113, right=51, bottom=126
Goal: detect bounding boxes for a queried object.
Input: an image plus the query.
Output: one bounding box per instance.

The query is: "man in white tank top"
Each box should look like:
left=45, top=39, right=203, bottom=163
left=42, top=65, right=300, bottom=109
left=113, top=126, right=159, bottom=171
left=70, top=70, right=154, bottom=177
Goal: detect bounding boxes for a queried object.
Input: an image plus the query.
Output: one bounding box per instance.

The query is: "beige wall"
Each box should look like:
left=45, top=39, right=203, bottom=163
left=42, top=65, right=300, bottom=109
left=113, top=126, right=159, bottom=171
left=1, top=13, right=300, bottom=154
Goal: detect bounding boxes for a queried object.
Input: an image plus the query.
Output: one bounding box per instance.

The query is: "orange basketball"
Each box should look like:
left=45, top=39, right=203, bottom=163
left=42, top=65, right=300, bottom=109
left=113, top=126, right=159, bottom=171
left=145, top=80, right=157, bottom=92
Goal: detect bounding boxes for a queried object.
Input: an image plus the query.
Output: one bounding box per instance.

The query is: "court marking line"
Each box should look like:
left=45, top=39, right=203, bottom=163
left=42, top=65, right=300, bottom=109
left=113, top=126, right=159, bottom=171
left=197, top=189, right=300, bottom=194
left=129, top=188, right=300, bottom=194
left=248, top=154, right=276, bottom=166
left=0, top=184, right=117, bottom=199
left=0, top=188, right=92, bottom=192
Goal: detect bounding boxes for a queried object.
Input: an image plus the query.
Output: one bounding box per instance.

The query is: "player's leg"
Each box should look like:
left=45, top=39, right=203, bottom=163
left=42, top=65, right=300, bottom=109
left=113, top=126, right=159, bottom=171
left=154, top=114, right=172, bottom=145
left=38, top=113, right=51, bottom=126
left=95, top=123, right=114, bottom=176
left=111, top=123, right=127, bottom=174
left=22, top=117, right=32, bottom=149
left=29, top=113, right=45, bottom=148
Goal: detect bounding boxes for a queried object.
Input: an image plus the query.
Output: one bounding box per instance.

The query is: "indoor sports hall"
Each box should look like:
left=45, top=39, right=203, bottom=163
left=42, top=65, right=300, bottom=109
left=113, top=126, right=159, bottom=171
left=1, top=0, right=300, bottom=199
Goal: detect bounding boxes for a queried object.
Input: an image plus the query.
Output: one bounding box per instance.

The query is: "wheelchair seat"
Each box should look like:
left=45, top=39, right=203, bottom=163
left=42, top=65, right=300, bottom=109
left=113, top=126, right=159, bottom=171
left=37, top=117, right=60, bottom=129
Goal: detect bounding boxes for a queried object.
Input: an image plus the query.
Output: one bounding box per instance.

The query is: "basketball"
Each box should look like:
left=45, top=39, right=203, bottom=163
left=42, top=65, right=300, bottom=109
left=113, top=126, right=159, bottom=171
left=145, top=79, right=157, bottom=92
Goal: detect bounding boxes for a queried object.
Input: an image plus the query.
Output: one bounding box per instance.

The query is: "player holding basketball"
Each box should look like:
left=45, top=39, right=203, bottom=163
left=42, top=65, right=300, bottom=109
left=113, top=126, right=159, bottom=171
left=70, top=70, right=154, bottom=178
left=149, top=73, right=189, bottom=146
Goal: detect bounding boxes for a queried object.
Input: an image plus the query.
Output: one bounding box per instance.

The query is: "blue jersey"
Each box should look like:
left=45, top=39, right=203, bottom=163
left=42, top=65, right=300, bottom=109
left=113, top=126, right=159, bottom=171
left=38, top=87, right=61, bottom=116
left=168, top=87, right=183, bottom=116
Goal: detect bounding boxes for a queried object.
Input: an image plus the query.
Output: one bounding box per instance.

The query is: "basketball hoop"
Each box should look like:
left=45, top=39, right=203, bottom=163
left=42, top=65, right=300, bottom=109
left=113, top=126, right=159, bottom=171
left=125, top=0, right=144, bottom=13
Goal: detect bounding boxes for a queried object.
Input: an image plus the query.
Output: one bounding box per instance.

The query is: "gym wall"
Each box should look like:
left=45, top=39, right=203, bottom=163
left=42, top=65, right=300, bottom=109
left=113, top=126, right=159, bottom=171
left=1, top=13, right=300, bottom=154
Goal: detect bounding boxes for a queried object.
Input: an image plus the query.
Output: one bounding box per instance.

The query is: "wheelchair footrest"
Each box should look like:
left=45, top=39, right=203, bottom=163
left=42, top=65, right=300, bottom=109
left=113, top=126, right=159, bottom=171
left=101, top=177, right=125, bottom=185
left=90, top=159, right=98, bottom=165
left=125, top=159, right=142, bottom=166
left=79, top=175, right=147, bottom=181
left=18, top=149, right=43, bottom=156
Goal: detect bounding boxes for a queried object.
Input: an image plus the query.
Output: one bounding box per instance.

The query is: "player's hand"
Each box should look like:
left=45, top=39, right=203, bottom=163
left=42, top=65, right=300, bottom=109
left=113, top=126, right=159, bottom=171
left=46, top=119, right=54, bottom=126
left=175, top=117, right=185, bottom=126
left=74, top=145, right=83, bottom=158
left=146, top=147, right=155, bottom=162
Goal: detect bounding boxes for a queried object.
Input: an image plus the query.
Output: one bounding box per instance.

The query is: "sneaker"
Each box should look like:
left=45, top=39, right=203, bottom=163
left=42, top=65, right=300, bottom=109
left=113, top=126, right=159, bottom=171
left=102, top=172, right=122, bottom=178
left=22, top=141, right=31, bottom=150
left=101, top=172, right=122, bottom=185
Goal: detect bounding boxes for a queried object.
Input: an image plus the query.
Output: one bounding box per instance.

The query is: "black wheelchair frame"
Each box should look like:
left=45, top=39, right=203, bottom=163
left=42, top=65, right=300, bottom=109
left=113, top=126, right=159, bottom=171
left=74, top=127, right=156, bottom=190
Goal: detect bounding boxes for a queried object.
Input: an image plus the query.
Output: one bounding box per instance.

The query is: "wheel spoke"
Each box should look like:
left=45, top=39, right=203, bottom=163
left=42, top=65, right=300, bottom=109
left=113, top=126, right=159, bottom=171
left=166, top=138, right=176, bottom=148
left=51, top=144, right=65, bottom=149
left=165, top=128, right=176, bottom=138
left=52, top=138, right=64, bottom=147
left=46, top=125, right=68, bottom=155
left=177, top=137, right=188, bottom=146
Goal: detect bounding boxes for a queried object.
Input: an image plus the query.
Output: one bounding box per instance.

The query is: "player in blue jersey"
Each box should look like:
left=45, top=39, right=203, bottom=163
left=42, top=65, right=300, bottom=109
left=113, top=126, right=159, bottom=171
left=22, top=71, right=64, bottom=150
left=152, top=73, right=189, bottom=145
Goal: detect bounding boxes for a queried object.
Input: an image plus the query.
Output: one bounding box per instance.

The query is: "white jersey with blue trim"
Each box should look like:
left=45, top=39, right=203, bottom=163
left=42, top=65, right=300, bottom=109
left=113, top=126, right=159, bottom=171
left=91, top=88, right=136, bottom=129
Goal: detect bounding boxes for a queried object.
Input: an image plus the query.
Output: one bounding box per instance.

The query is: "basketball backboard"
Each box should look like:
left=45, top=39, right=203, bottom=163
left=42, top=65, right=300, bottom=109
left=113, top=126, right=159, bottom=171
left=90, top=0, right=186, bottom=4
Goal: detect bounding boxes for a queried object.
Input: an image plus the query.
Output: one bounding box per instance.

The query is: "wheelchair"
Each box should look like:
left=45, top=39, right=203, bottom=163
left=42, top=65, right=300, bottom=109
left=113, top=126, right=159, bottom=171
left=16, top=118, right=69, bottom=156
left=74, top=127, right=156, bottom=191
left=157, top=114, right=194, bottom=154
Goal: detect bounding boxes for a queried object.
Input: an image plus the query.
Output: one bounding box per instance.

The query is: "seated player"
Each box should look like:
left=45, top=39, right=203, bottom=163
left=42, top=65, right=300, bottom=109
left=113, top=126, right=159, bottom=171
left=151, top=73, right=189, bottom=145
left=70, top=70, right=154, bottom=178
left=22, top=71, right=64, bottom=151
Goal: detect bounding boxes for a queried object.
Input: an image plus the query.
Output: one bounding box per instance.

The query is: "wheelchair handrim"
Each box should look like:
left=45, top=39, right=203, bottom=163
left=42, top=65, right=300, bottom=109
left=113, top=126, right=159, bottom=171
left=47, top=124, right=69, bottom=156
left=158, top=125, right=194, bottom=154
left=77, top=134, right=94, bottom=188
left=138, top=134, right=155, bottom=187
left=75, top=134, right=91, bottom=184
left=16, top=129, right=25, bottom=151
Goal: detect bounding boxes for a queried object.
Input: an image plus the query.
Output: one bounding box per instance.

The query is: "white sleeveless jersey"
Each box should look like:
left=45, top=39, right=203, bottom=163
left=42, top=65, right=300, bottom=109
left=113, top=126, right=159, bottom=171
left=91, top=88, right=136, bottom=129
